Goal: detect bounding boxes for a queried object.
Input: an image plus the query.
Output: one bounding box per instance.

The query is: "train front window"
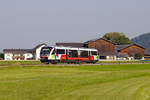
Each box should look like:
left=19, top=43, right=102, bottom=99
left=40, top=47, right=52, bottom=56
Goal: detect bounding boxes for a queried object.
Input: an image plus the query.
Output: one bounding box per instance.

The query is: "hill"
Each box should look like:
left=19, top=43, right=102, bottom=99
left=131, top=33, right=150, bottom=50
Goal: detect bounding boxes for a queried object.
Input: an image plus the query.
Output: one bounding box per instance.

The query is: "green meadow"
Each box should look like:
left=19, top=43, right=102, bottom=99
left=0, top=62, right=150, bottom=100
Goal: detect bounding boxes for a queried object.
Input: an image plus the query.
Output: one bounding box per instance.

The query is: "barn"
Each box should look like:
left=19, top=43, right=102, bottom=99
left=85, top=38, right=145, bottom=60
left=116, top=44, right=145, bottom=60
left=84, top=38, right=117, bottom=60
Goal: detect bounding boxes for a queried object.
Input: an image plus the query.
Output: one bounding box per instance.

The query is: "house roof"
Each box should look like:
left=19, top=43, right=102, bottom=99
left=3, top=49, right=32, bottom=54
left=56, top=42, right=84, bottom=47
left=84, top=38, right=115, bottom=45
left=33, top=43, right=47, bottom=51
left=115, top=43, right=145, bottom=51
left=3, top=43, right=47, bottom=54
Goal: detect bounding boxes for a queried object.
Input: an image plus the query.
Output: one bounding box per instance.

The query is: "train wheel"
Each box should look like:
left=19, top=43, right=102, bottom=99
left=51, top=61, right=58, bottom=64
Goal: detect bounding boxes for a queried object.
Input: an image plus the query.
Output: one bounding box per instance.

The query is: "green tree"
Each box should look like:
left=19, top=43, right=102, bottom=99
left=0, top=53, right=4, bottom=59
left=103, top=32, right=131, bottom=45
left=134, top=53, right=142, bottom=60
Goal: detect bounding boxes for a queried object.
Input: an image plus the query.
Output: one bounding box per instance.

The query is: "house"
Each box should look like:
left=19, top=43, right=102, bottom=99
left=84, top=38, right=117, bottom=60
left=116, top=44, right=145, bottom=60
left=100, top=52, right=117, bottom=60
left=116, top=52, right=129, bottom=60
left=3, top=43, right=47, bottom=60
left=84, top=38, right=145, bottom=60
left=85, top=38, right=116, bottom=52
left=3, top=49, right=33, bottom=60
left=32, top=43, right=47, bottom=60
left=144, top=50, right=150, bottom=60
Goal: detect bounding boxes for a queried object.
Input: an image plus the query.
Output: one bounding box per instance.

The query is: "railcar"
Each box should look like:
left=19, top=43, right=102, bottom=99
left=40, top=46, right=99, bottom=64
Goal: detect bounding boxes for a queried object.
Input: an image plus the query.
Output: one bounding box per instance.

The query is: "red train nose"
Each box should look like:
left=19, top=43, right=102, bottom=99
left=40, top=56, right=48, bottom=58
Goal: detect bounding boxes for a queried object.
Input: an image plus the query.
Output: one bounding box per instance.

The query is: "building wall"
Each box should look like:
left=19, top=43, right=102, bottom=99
left=144, top=55, right=150, bottom=60
left=35, top=45, right=46, bottom=60
left=88, top=39, right=115, bottom=52
left=23, top=53, right=33, bottom=60
left=4, top=53, right=13, bottom=60
left=4, top=53, right=33, bottom=60
left=119, top=45, right=145, bottom=57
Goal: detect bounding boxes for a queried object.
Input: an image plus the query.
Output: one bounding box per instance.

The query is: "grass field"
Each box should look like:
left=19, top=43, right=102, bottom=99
left=0, top=62, right=150, bottom=100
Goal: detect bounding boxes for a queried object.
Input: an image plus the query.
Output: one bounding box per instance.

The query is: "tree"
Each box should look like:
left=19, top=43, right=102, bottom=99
left=103, top=32, right=131, bottom=45
left=134, top=53, right=142, bottom=60
left=0, top=53, right=4, bottom=59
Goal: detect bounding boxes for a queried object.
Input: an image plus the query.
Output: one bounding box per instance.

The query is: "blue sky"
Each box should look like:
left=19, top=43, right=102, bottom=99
left=0, top=0, right=150, bottom=51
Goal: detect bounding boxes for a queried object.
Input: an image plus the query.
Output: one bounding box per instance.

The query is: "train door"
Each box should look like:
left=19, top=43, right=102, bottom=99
left=91, top=51, right=99, bottom=61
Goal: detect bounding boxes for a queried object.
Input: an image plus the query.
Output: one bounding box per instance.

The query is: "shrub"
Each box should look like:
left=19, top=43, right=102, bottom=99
left=134, top=53, right=142, bottom=60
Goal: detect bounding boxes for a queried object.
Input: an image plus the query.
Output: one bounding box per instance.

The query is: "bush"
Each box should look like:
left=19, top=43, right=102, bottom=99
left=134, top=53, right=142, bottom=60
left=0, top=53, right=4, bottom=59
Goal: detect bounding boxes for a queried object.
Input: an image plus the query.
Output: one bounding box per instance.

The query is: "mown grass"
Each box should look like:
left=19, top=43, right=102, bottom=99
left=98, top=60, right=150, bottom=64
left=0, top=60, right=150, bottom=66
left=0, top=61, right=41, bottom=66
left=0, top=63, right=150, bottom=100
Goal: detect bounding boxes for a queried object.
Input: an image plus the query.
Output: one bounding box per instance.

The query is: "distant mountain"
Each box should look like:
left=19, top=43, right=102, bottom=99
left=131, top=33, right=150, bottom=50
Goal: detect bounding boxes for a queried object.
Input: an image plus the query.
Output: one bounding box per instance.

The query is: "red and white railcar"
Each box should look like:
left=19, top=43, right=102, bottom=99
left=40, top=46, right=99, bottom=64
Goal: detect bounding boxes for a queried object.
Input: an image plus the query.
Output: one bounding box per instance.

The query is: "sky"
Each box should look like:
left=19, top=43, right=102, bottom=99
left=0, top=0, right=150, bottom=52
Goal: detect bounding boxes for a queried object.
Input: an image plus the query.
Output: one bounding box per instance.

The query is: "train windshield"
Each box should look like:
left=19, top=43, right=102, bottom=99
left=40, top=47, right=52, bottom=56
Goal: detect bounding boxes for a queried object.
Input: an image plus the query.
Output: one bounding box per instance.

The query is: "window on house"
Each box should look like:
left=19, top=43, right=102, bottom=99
left=100, top=56, right=106, bottom=59
left=15, top=54, right=20, bottom=56
left=7, top=58, right=10, bottom=60
left=56, top=49, right=65, bottom=54
left=91, top=51, right=98, bottom=55
left=80, top=50, right=88, bottom=58
left=69, top=50, right=78, bottom=58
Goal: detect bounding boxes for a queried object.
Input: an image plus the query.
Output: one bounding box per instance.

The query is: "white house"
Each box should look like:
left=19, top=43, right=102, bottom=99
left=3, top=43, right=47, bottom=60
left=32, top=44, right=47, bottom=60
left=3, top=49, right=33, bottom=60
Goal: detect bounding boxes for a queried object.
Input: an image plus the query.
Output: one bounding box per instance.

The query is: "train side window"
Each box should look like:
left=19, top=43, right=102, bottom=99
left=91, top=51, right=97, bottom=55
left=69, top=50, right=78, bottom=58
left=80, top=50, right=88, bottom=58
left=56, top=49, right=65, bottom=54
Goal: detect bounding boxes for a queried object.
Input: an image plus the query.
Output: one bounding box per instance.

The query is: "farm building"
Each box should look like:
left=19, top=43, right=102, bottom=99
left=84, top=38, right=145, bottom=60
left=84, top=38, right=115, bottom=53
left=116, top=44, right=145, bottom=60
left=144, top=50, right=150, bottom=60
left=84, top=38, right=117, bottom=60
left=3, top=43, right=47, bottom=60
